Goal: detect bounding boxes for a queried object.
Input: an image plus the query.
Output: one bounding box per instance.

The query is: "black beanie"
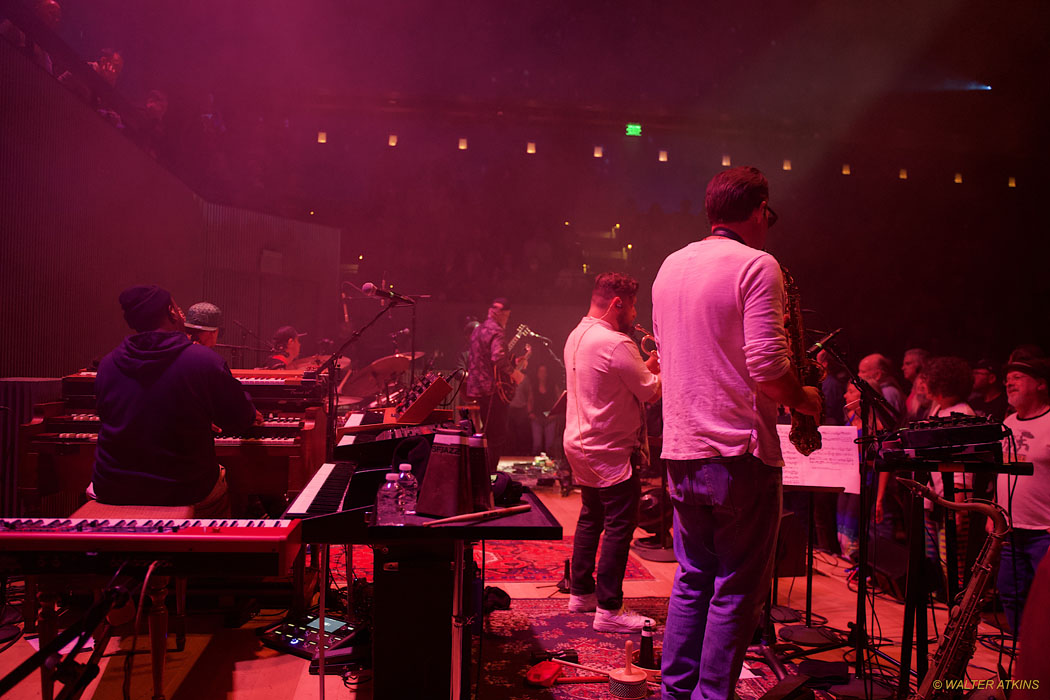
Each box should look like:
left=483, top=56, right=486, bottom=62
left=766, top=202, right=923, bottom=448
left=118, top=285, right=172, bottom=332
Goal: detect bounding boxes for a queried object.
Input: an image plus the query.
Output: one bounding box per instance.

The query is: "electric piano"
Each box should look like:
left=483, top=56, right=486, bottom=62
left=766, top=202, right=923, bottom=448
left=0, top=518, right=301, bottom=576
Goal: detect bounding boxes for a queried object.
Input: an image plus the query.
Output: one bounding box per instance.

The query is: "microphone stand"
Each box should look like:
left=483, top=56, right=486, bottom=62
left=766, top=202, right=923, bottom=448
left=314, top=300, right=407, bottom=460
left=231, top=320, right=269, bottom=368
left=822, top=341, right=899, bottom=700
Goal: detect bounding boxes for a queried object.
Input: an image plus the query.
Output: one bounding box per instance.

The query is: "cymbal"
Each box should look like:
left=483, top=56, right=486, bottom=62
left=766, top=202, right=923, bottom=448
left=291, top=354, right=351, bottom=372
left=338, top=354, right=403, bottom=396
left=362, top=352, right=423, bottom=376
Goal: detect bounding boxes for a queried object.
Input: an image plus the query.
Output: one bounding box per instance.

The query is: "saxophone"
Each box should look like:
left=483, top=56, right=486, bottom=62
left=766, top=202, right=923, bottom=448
left=780, top=265, right=824, bottom=456
left=897, top=478, right=1011, bottom=700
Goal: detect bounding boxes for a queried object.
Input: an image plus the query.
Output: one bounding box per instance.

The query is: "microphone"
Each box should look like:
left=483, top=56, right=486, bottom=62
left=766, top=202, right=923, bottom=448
left=806, top=328, right=842, bottom=357
left=526, top=330, right=552, bottom=344
left=389, top=328, right=410, bottom=338
left=362, top=282, right=415, bottom=305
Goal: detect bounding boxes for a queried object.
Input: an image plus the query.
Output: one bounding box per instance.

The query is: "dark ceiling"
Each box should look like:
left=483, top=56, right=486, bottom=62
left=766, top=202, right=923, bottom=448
left=58, top=0, right=1050, bottom=157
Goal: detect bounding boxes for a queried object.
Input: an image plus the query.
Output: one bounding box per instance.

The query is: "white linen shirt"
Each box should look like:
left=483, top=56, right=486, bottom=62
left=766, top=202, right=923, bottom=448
left=652, top=237, right=792, bottom=466
left=563, top=316, right=661, bottom=488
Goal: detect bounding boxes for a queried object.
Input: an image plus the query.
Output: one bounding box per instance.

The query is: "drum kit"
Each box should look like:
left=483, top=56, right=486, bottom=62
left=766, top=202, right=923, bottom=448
left=335, top=351, right=425, bottom=408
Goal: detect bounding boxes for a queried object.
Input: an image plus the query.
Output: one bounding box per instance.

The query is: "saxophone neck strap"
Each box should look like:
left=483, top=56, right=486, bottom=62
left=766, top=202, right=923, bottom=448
left=708, top=227, right=746, bottom=245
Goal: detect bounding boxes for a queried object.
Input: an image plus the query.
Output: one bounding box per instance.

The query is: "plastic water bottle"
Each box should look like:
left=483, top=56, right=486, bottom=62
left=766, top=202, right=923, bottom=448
left=376, top=473, right=404, bottom=526
left=397, top=462, right=419, bottom=516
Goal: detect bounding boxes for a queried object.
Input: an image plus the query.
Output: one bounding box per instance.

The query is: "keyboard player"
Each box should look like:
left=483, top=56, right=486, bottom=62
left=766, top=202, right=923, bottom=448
left=89, top=285, right=261, bottom=517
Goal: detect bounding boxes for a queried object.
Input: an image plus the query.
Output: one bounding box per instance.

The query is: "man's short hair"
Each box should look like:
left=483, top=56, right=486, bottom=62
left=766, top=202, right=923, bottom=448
left=922, top=356, right=974, bottom=403
left=592, top=272, right=639, bottom=307
left=705, top=166, right=769, bottom=225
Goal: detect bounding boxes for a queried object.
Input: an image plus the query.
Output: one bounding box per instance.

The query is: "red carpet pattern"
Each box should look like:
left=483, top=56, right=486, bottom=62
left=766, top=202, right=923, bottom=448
left=475, top=597, right=792, bottom=700
left=329, top=537, right=654, bottom=584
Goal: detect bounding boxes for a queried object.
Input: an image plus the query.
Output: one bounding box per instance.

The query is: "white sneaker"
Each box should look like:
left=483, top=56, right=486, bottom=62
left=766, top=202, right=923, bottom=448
left=593, top=606, right=654, bottom=633
left=568, top=593, right=598, bottom=613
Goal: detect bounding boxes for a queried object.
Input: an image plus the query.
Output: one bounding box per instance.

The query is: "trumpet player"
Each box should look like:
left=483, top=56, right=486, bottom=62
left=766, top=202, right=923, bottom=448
left=563, top=272, right=661, bottom=633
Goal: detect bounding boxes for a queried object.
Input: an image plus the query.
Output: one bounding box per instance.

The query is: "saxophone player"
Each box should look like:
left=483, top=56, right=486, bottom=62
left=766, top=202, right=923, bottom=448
left=653, top=166, right=822, bottom=700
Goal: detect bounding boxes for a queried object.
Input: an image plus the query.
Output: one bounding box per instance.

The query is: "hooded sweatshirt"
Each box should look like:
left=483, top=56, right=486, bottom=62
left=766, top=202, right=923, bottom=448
left=92, top=330, right=256, bottom=505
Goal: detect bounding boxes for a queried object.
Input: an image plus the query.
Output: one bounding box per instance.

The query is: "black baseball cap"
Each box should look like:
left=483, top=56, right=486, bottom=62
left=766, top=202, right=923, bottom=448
left=272, top=325, right=306, bottom=348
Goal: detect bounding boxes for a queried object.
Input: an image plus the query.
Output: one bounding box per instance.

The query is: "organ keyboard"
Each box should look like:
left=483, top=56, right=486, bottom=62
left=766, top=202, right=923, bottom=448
left=16, top=370, right=328, bottom=518
left=62, top=369, right=326, bottom=412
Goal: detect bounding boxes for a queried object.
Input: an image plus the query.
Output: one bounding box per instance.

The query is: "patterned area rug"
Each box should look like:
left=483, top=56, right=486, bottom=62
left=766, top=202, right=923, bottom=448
left=474, top=597, right=790, bottom=700
left=330, top=537, right=654, bottom=584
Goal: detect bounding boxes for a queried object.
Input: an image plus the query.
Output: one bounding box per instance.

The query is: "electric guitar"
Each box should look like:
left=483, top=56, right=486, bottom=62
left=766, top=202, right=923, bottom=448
left=495, top=324, right=535, bottom=401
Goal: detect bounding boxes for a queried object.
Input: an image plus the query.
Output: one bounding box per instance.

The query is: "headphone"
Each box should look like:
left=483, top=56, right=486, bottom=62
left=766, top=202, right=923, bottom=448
left=615, top=300, right=623, bottom=309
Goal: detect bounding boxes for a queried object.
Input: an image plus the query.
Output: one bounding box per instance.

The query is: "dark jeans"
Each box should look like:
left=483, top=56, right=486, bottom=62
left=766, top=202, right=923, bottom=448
left=478, top=393, right=509, bottom=474
left=997, top=527, right=1050, bottom=637
left=570, top=473, right=641, bottom=611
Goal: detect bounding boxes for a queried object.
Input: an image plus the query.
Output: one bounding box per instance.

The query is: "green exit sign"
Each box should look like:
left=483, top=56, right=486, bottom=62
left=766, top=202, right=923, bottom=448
left=625, top=123, right=642, bottom=136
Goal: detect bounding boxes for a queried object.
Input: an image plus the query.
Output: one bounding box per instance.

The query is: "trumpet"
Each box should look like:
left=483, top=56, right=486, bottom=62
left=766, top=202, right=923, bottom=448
left=634, top=324, right=658, bottom=357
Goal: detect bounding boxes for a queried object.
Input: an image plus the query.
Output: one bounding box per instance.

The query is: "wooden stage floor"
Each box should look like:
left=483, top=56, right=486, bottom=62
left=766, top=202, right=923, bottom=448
left=0, top=480, right=1016, bottom=699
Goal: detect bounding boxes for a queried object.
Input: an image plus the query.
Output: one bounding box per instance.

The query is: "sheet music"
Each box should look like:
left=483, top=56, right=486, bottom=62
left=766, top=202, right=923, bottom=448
left=777, top=424, right=861, bottom=494
left=338, top=412, right=365, bottom=446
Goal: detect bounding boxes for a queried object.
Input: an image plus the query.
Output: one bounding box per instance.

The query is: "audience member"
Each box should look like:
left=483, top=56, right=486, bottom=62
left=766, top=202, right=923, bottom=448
left=0, top=0, right=61, bottom=73
left=995, top=356, right=1050, bottom=637
left=902, top=348, right=932, bottom=422
left=139, top=89, right=170, bottom=160
left=528, top=362, right=563, bottom=456
left=817, top=349, right=848, bottom=426
left=968, top=358, right=1009, bottom=421
left=922, top=356, right=976, bottom=591
left=858, top=353, right=906, bottom=423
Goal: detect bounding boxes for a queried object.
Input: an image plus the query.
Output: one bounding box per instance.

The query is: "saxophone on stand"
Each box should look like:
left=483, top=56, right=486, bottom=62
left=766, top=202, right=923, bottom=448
left=897, top=478, right=1011, bottom=700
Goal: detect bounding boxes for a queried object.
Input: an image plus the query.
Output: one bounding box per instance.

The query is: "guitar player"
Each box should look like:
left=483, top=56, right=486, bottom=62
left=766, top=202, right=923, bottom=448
left=465, top=297, right=531, bottom=473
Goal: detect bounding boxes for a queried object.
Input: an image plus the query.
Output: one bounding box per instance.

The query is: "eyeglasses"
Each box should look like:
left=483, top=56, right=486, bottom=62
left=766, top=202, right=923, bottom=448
left=765, top=204, right=778, bottom=228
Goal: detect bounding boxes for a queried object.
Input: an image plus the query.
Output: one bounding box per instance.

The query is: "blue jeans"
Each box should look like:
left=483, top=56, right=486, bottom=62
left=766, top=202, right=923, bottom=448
left=531, top=418, right=557, bottom=455
left=997, top=528, right=1050, bottom=636
left=661, top=455, right=782, bottom=700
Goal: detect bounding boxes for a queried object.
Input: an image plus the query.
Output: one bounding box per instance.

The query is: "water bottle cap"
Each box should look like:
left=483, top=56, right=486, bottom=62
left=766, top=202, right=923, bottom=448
left=386, top=473, right=399, bottom=481
left=399, top=463, right=412, bottom=471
